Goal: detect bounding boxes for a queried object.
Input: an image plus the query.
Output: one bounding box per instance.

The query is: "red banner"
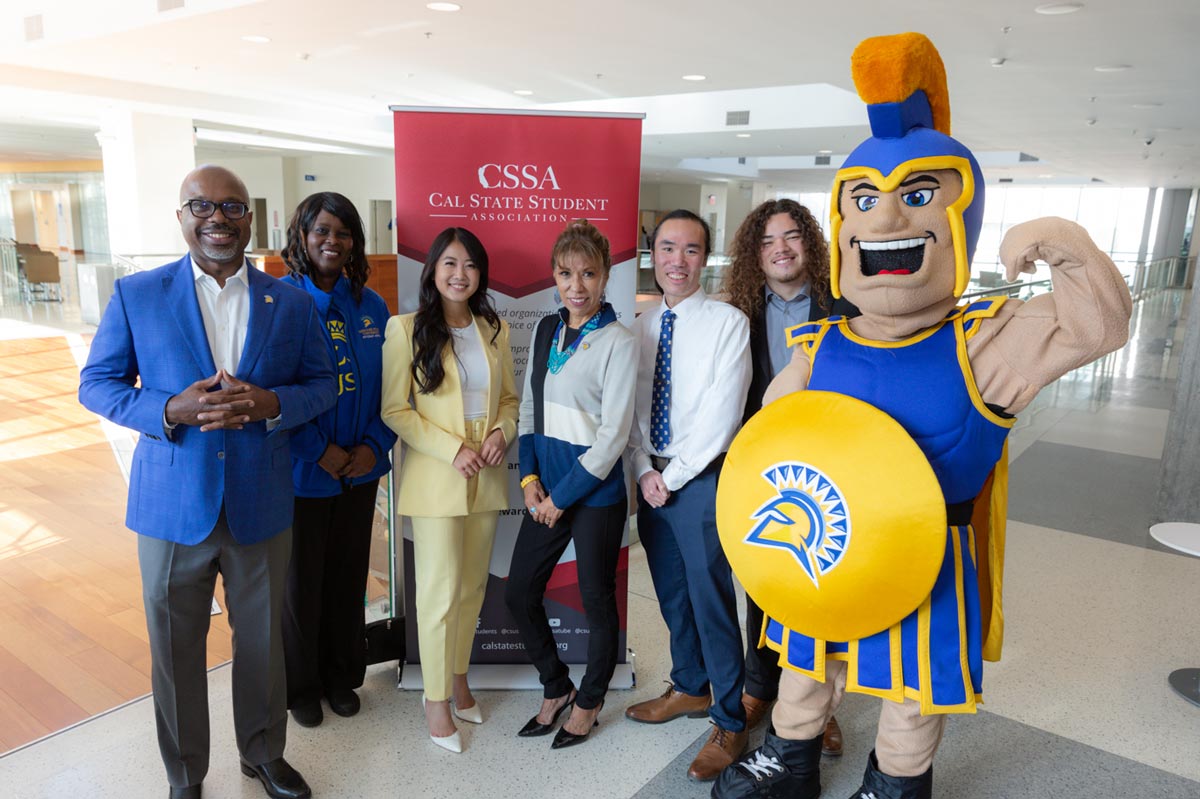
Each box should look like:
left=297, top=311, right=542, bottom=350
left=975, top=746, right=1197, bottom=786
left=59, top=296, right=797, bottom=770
left=391, top=106, right=644, bottom=689
left=393, top=108, right=643, bottom=297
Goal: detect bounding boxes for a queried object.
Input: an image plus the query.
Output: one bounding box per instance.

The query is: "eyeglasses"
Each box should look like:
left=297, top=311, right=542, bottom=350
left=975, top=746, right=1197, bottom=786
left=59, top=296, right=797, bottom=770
left=181, top=199, right=250, bottom=219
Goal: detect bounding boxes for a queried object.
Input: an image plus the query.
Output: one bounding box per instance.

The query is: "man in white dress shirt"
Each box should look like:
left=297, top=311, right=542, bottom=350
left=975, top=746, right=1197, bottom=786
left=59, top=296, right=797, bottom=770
left=624, top=210, right=753, bottom=782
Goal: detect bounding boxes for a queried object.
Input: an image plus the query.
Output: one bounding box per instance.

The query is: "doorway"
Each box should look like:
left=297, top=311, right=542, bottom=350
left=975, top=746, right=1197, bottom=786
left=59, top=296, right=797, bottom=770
left=252, top=198, right=269, bottom=252
left=370, top=200, right=392, bottom=254
left=10, top=186, right=76, bottom=254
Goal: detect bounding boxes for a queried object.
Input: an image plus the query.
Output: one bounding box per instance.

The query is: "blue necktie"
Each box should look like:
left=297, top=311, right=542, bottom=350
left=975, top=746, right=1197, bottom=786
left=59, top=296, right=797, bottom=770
left=650, top=309, right=675, bottom=451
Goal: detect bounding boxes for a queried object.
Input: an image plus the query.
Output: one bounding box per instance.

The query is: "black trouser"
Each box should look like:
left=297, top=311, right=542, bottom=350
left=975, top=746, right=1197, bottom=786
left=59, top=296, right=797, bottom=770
left=505, top=499, right=626, bottom=711
left=282, top=478, right=380, bottom=707
left=744, top=593, right=782, bottom=701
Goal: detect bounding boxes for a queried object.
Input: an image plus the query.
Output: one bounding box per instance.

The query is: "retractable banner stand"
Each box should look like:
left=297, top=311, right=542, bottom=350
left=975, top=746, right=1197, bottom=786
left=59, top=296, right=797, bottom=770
left=390, top=106, right=643, bottom=690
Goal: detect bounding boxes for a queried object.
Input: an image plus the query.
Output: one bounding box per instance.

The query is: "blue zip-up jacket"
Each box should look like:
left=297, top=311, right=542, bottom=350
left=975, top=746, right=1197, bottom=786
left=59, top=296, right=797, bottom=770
left=283, top=273, right=396, bottom=497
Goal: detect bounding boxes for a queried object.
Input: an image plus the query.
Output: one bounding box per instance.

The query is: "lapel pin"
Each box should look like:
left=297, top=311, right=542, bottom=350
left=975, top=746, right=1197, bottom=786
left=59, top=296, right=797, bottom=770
left=264, top=295, right=274, bottom=304
left=582, top=343, right=590, bottom=350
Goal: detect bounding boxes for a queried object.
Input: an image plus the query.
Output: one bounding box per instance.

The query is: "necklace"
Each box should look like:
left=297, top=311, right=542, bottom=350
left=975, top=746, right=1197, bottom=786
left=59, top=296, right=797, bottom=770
left=546, top=310, right=603, bottom=374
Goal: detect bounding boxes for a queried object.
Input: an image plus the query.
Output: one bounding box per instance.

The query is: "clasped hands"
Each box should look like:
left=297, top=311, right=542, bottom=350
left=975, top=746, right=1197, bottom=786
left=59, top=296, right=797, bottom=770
left=451, top=428, right=507, bottom=479
left=318, top=443, right=377, bottom=480
left=522, top=479, right=563, bottom=528
left=165, top=370, right=279, bottom=432
left=638, top=470, right=671, bottom=509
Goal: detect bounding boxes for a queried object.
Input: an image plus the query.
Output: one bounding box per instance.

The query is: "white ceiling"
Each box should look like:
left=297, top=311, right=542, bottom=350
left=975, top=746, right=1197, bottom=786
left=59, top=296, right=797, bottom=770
left=0, top=0, right=1197, bottom=190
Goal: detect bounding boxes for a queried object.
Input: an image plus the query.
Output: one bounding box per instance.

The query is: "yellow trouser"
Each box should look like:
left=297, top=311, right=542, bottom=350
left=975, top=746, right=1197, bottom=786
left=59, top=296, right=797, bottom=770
left=409, top=417, right=498, bottom=702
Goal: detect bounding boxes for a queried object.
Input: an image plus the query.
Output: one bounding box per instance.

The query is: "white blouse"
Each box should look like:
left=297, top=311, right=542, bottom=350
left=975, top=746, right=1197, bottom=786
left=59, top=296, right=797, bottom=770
left=450, top=324, right=489, bottom=419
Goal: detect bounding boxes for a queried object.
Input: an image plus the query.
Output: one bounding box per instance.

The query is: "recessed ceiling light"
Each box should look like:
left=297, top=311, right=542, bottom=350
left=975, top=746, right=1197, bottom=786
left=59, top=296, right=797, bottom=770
left=513, top=89, right=534, bottom=96
left=241, top=35, right=271, bottom=44
left=1131, top=102, right=1163, bottom=109
left=736, top=133, right=751, bottom=138
left=1035, top=3, right=1084, bottom=14
left=681, top=74, right=706, bottom=81
left=426, top=2, right=462, bottom=10
left=818, top=149, right=833, bottom=154
left=1039, top=174, right=1055, bottom=178
left=1094, top=64, right=1132, bottom=72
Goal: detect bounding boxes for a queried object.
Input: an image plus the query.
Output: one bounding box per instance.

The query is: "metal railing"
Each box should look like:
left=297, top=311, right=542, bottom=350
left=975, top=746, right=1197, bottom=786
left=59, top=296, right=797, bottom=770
left=111, top=253, right=186, bottom=273
left=0, top=239, right=21, bottom=306
left=961, top=278, right=1053, bottom=302
left=1128, top=255, right=1196, bottom=301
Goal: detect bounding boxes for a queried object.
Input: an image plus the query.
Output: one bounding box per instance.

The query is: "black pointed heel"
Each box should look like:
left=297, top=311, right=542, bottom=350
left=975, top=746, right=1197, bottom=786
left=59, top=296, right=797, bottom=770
left=551, top=700, right=603, bottom=750
left=517, top=690, right=576, bottom=737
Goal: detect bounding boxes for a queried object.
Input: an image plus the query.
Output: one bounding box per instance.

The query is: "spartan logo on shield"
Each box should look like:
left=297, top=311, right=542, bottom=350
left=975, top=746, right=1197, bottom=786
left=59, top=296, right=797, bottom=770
left=745, top=461, right=851, bottom=588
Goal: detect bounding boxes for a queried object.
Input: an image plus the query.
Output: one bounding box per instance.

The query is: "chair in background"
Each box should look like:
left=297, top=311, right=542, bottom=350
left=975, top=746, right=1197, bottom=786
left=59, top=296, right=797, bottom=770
left=18, top=246, right=63, bottom=302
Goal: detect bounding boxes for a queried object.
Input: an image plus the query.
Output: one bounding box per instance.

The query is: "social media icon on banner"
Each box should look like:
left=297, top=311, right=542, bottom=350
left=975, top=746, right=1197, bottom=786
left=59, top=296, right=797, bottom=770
left=548, top=618, right=560, bottom=627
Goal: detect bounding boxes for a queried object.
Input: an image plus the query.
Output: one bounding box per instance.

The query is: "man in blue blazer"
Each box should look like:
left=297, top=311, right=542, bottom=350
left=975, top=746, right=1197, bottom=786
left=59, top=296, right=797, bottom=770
left=79, top=165, right=336, bottom=799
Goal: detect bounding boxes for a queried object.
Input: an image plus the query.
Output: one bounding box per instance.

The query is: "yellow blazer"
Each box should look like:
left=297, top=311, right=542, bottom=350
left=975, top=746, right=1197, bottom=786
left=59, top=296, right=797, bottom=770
left=381, top=312, right=519, bottom=517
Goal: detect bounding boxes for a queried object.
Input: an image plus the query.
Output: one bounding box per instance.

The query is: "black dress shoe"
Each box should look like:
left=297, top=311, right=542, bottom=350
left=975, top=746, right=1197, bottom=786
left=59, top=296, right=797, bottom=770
left=239, top=758, right=312, bottom=799
left=517, top=690, right=576, bottom=737
left=550, top=702, right=602, bottom=750
left=168, top=785, right=201, bottom=799
left=290, top=700, right=323, bottom=728
left=327, top=687, right=361, bottom=717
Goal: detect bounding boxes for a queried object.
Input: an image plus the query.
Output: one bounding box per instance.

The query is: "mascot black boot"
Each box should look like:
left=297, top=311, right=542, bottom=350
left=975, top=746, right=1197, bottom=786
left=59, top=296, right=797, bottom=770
left=849, top=750, right=932, bottom=799
left=711, top=727, right=822, bottom=799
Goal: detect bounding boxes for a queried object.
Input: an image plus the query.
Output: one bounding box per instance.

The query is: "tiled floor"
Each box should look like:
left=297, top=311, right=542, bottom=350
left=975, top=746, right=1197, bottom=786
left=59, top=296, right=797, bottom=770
left=1, top=287, right=1198, bottom=798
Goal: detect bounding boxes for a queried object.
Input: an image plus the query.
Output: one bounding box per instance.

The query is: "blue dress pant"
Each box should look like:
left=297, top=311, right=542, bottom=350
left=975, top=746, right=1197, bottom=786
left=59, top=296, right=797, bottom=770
left=637, top=463, right=746, bottom=732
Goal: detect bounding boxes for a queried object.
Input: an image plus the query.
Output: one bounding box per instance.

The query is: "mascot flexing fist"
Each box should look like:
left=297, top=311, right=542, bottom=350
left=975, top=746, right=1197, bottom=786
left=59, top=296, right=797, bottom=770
left=712, top=32, right=1132, bottom=799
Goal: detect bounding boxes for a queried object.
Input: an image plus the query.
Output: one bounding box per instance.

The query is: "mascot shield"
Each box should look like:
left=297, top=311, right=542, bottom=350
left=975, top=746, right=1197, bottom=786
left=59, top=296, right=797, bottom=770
left=717, top=391, right=946, bottom=641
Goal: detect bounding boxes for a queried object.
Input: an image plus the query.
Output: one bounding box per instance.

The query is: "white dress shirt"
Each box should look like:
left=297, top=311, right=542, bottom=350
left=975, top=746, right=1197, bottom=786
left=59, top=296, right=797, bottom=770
left=192, top=259, right=250, bottom=376
left=628, top=289, right=751, bottom=492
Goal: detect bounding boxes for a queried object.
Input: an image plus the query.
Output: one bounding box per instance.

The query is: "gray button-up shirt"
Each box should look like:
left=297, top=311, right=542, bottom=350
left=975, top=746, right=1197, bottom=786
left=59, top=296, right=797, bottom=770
left=764, top=283, right=812, bottom=376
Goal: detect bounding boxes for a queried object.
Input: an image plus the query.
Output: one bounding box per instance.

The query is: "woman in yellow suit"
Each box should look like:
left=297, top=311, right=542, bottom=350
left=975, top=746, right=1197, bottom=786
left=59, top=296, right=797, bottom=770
left=381, top=227, right=519, bottom=753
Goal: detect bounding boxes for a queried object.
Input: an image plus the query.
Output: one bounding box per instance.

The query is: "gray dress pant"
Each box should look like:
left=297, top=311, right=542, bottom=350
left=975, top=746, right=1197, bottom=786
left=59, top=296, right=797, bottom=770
left=138, top=511, right=290, bottom=788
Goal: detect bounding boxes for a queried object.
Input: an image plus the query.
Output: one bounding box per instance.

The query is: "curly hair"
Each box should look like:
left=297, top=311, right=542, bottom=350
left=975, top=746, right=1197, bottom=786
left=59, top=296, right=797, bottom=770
left=282, top=192, right=369, bottom=302
left=723, top=198, right=831, bottom=319
left=551, top=218, right=611, bottom=274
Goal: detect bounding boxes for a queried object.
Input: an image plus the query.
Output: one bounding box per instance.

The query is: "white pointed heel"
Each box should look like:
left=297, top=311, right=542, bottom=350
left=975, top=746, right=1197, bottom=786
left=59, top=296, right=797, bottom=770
left=452, top=699, right=483, bottom=724
left=422, top=696, right=463, bottom=753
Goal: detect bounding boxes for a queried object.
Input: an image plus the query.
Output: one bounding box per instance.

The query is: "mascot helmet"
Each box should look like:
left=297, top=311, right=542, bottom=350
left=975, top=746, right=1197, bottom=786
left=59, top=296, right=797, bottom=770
left=830, top=33, right=985, bottom=299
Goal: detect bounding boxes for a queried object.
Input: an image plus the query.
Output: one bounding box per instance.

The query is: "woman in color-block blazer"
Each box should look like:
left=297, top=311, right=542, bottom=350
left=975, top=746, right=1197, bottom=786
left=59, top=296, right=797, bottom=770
left=381, top=227, right=518, bottom=754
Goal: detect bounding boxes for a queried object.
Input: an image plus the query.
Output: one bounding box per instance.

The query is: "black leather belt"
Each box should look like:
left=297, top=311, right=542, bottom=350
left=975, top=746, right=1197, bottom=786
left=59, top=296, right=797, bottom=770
left=650, top=455, right=671, bottom=472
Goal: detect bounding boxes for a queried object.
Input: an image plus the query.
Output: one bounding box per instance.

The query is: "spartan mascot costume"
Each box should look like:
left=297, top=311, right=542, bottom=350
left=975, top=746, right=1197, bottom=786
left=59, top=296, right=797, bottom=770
left=712, top=33, right=1132, bottom=799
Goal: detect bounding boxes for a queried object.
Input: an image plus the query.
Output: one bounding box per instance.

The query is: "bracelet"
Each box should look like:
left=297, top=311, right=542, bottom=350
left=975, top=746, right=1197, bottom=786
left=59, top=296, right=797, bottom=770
left=520, top=474, right=540, bottom=489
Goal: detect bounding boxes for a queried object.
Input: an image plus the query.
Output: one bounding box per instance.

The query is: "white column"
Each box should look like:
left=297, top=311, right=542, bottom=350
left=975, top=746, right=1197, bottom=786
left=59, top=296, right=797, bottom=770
left=96, top=110, right=195, bottom=258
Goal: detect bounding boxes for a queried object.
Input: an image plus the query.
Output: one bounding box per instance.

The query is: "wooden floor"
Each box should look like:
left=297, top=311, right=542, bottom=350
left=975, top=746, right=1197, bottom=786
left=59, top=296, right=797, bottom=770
left=0, top=334, right=233, bottom=753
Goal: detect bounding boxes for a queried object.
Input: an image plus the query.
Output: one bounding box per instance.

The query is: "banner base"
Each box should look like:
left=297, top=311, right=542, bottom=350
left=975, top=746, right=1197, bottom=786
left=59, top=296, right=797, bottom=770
left=399, top=653, right=636, bottom=691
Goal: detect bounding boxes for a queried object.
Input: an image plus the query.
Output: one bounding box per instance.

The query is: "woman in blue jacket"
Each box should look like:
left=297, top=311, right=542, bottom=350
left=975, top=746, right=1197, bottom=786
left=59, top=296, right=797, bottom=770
left=280, top=192, right=396, bottom=727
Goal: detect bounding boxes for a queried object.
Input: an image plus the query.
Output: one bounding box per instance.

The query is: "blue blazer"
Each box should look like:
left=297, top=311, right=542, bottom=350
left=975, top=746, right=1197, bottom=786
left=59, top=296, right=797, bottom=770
left=79, top=255, right=337, bottom=545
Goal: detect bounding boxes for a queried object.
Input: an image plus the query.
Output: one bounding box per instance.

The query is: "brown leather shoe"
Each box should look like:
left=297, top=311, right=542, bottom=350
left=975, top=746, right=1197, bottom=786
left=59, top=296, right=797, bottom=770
left=687, top=724, right=749, bottom=782
left=624, top=683, right=711, bottom=724
left=741, top=693, right=773, bottom=730
left=821, top=714, right=843, bottom=756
